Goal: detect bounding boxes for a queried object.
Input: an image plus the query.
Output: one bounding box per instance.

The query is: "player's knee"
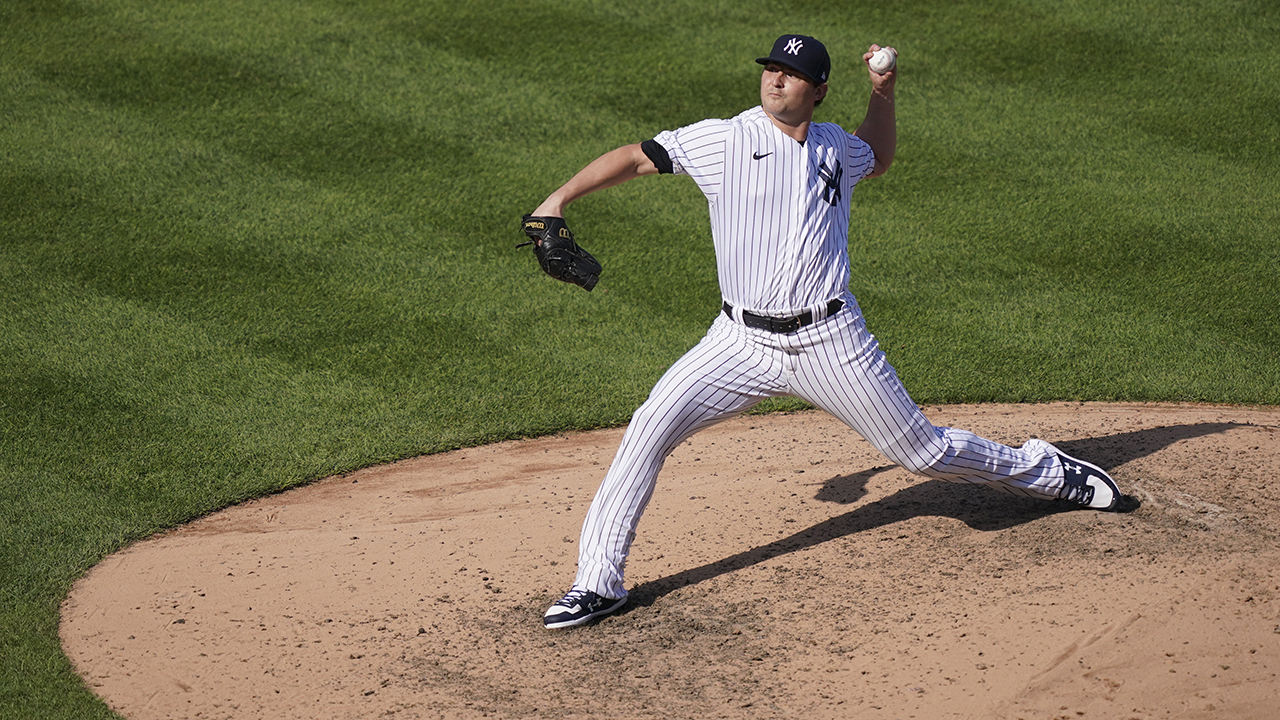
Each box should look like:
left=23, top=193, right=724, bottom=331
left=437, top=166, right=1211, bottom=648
left=875, top=426, right=952, bottom=477
left=882, top=444, right=949, bottom=478
left=896, top=455, right=939, bottom=477
left=628, top=398, right=668, bottom=430
left=622, top=401, right=689, bottom=454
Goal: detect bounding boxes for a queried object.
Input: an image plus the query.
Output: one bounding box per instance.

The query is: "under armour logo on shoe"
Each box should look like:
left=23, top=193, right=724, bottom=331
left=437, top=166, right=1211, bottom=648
left=784, top=37, right=803, bottom=55
left=1053, top=451, right=1121, bottom=511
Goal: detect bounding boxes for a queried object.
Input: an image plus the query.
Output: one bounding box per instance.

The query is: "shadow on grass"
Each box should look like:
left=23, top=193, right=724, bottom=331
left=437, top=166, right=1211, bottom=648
left=624, top=421, right=1244, bottom=608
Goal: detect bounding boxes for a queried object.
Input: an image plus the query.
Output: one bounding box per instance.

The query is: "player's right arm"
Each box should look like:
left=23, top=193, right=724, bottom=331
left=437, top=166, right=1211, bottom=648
left=853, top=45, right=897, bottom=178
left=532, top=144, right=659, bottom=217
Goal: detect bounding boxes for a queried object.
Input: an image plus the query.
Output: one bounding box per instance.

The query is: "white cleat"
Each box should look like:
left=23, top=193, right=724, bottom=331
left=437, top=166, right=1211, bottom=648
left=1050, top=448, right=1120, bottom=511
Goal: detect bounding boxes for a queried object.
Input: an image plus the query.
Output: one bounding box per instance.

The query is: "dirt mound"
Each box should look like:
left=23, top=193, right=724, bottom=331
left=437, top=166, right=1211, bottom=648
left=61, top=403, right=1280, bottom=719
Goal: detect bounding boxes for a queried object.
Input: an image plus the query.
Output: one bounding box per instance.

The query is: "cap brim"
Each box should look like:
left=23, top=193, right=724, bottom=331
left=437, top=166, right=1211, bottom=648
left=755, top=56, right=821, bottom=84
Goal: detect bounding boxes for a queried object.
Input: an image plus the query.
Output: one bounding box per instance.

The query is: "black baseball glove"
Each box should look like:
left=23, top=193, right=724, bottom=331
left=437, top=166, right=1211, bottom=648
left=518, top=214, right=602, bottom=291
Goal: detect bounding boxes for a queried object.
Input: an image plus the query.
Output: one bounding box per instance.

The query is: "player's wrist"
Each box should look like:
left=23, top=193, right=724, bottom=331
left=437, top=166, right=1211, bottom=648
left=531, top=197, right=566, bottom=218
left=869, top=84, right=895, bottom=102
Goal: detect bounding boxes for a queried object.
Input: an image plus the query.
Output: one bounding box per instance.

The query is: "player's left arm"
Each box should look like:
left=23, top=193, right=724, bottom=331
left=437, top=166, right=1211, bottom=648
left=853, top=45, right=897, bottom=178
left=532, top=143, right=660, bottom=218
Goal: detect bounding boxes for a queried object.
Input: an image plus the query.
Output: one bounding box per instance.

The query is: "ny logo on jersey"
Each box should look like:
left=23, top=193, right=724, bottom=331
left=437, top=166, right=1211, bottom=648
left=784, top=37, right=803, bottom=55
left=818, top=159, right=842, bottom=206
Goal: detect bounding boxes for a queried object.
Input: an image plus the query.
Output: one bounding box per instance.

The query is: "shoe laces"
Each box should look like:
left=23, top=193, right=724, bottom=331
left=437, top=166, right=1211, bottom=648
left=556, top=589, right=590, bottom=607
left=1059, top=482, right=1095, bottom=506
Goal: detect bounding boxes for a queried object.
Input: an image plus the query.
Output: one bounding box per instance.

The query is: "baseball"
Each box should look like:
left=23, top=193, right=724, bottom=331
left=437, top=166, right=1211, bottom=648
left=869, top=47, right=896, bottom=74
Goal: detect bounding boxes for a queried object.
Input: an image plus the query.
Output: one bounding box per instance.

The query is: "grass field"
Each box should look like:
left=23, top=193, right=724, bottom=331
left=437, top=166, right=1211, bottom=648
left=2, top=0, right=1278, bottom=717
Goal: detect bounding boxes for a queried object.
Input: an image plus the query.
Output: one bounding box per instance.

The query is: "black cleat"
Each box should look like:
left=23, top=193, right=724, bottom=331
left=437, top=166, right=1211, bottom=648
left=543, top=589, right=627, bottom=629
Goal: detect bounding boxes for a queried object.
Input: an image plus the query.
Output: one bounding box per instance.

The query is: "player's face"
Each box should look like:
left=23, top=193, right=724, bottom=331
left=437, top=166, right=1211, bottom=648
left=760, top=63, right=827, bottom=122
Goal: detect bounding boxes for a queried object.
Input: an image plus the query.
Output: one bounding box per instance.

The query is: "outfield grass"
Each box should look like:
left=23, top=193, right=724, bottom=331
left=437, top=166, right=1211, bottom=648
left=2, top=0, right=1278, bottom=716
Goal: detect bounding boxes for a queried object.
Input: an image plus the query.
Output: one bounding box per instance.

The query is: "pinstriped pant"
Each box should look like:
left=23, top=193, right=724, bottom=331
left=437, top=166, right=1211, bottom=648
left=573, top=294, right=1063, bottom=599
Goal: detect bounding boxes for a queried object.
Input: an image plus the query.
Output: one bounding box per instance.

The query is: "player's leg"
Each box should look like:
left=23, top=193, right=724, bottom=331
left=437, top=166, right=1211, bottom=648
left=546, top=316, right=785, bottom=627
left=788, top=299, right=1117, bottom=506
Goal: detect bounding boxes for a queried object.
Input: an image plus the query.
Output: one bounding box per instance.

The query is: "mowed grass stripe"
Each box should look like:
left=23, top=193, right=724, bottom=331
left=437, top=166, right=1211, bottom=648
left=1, top=0, right=1278, bottom=717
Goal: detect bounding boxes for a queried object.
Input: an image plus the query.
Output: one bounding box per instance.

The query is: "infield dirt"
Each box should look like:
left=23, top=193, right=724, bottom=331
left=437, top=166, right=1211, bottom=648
left=62, top=403, right=1280, bottom=719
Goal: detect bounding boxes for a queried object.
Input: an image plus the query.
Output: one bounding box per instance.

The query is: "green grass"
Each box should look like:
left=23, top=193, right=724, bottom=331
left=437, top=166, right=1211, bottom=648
left=2, top=0, right=1278, bottom=716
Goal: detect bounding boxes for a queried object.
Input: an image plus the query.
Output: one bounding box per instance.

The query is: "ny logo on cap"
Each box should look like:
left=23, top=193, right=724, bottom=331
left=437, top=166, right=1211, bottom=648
left=784, top=37, right=803, bottom=55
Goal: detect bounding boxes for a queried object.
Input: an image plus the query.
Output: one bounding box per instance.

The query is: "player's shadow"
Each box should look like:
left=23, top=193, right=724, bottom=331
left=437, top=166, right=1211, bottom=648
left=625, top=421, right=1243, bottom=609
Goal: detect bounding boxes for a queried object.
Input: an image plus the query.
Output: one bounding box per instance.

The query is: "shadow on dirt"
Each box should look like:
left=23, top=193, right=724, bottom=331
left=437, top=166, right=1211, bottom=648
left=627, top=421, right=1245, bottom=607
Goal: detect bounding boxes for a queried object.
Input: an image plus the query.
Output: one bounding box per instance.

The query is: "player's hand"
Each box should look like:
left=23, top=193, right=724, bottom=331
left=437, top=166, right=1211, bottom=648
left=518, top=214, right=602, bottom=291
left=863, top=45, right=897, bottom=94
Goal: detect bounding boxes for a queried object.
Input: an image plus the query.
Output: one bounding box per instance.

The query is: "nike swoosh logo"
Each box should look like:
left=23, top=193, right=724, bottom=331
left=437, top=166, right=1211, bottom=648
left=752, top=151, right=772, bottom=160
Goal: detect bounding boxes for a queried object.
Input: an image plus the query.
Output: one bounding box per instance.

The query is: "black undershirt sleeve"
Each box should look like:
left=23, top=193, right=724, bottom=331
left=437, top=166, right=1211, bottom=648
left=640, top=139, right=674, bottom=175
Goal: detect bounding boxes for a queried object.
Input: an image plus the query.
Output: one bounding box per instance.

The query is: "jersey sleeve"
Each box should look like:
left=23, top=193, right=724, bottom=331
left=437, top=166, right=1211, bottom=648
left=640, top=139, right=674, bottom=174
left=844, top=132, right=877, bottom=181
left=650, top=118, right=732, bottom=200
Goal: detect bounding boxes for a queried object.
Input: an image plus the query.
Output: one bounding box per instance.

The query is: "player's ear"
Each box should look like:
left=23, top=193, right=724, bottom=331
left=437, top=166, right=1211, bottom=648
left=814, top=83, right=828, bottom=105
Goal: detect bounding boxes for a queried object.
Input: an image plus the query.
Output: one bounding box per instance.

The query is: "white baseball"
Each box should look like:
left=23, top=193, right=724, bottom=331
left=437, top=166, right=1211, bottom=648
left=869, top=47, right=896, bottom=74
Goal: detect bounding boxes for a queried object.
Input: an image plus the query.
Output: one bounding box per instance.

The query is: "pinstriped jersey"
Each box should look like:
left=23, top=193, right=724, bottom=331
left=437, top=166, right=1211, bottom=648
left=652, top=106, right=876, bottom=316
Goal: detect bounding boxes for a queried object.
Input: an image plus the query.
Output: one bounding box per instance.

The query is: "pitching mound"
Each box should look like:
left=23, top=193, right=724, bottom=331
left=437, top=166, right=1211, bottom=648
left=61, top=403, right=1280, bottom=719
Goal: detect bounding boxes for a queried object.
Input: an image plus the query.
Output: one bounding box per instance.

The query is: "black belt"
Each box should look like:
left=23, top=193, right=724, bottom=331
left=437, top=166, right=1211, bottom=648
left=722, top=299, right=844, bottom=334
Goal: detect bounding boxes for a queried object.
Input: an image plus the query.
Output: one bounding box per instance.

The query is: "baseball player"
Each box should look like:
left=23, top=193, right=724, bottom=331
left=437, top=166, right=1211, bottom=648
left=522, top=35, right=1124, bottom=630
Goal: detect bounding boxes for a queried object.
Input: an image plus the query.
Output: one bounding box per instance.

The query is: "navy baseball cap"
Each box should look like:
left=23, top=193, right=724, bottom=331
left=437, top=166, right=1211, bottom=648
left=756, top=34, right=830, bottom=85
